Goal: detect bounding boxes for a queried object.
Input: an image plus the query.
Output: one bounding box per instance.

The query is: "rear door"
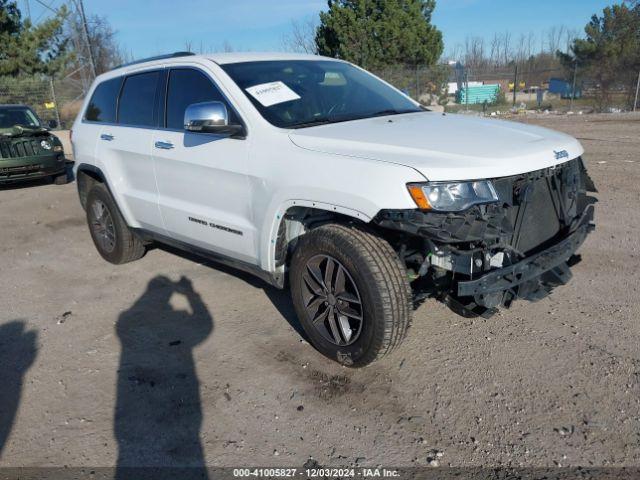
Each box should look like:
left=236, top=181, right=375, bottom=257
left=151, top=67, right=256, bottom=263
left=95, top=70, right=164, bottom=231
left=74, top=77, right=121, bottom=184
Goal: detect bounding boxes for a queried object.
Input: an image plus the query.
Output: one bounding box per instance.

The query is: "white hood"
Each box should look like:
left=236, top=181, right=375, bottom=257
left=288, top=112, right=584, bottom=181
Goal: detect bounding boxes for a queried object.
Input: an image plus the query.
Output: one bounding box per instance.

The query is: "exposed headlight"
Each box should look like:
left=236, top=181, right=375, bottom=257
left=40, top=140, right=51, bottom=150
left=407, top=180, right=499, bottom=212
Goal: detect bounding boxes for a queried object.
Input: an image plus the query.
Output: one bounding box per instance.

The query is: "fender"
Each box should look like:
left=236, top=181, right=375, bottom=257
left=75, top=162, right=140, bottom=228
left=75, top=163, right=136, bottom=228
left=75, top=163, right=107, bottom=205
left=260, top=199, right=371, bottom=284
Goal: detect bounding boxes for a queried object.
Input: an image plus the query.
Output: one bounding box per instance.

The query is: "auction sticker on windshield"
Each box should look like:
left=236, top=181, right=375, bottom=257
left=246, top=81, right=301, bottom=107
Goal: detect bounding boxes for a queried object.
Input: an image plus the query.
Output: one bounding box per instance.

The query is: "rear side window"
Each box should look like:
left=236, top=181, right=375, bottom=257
left=166, top=68, right=237, bottom=130
left=85, top=77, right=122, bottom=123
left=118, top=71, right=160, bottom=127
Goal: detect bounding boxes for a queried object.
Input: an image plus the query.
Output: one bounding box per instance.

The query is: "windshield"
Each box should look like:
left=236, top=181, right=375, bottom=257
left=221, top=60, right=422, bottom=129
left=0, top=107, right=41, bottom=129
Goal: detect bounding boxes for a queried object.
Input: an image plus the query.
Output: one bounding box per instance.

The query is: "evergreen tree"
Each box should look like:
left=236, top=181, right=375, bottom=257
left=0, top=0, right=70, bottom=77
left=316, top=0, right=443, bottom=69
left=558, top=3, right=640, bottom=109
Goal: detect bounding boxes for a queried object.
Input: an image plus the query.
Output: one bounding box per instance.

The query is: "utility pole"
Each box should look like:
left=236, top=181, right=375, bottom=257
left=49, top=78, right=61, bottom=128
left=24, top=0, right=31, bottom=21
left=634, top=70, right=640, bottom=113
left=75, top=0, right=97, bottom=80
left=465, top=70, right=469, bottom=110
left=570, top=61, right=578, bottom=112
left=512, top=65, right=518, bottom=107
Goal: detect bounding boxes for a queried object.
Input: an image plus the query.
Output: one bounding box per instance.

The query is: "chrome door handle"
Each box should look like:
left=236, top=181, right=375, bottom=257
left=100, top=133, right=114, bottom=141
left=154, top=141, right=174, bottom=150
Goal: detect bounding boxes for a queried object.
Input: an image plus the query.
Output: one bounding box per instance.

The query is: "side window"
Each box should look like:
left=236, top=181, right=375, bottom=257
left=166, top=68, right=238, bottom=130
left=85, top=77, right=122, bottom=123
left=118, top=71, right=160, bottom=127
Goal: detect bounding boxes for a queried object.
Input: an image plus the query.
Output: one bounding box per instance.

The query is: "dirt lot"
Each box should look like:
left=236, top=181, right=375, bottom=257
left=1, top=113, right=639, bottom=471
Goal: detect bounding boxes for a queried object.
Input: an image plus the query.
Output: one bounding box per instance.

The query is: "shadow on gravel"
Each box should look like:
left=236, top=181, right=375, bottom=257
left=0, top=177, right=51, bottom=191
left=157, top=244, right=308, bottom=341
left=114, top=276, right=212, bottom=480
left=0, top=321, right=37, bottom=458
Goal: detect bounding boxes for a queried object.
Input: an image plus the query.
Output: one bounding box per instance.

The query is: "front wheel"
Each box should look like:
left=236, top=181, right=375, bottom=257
left=290, top=224, right=411, bottom=367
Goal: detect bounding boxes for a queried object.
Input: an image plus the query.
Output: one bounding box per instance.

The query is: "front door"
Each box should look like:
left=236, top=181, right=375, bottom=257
left=152, top=68, right=256, bottom=264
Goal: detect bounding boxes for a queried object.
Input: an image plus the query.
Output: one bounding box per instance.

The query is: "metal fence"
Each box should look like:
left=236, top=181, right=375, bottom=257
left=374, top=64, right=640, bottom=113
left=0, top=76, right=85, bottom=129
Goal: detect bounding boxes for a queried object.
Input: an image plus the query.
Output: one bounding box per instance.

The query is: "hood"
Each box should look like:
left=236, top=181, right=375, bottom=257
left=0, top=125, right=51, bottom=138
left=288, top=112, right=584, bottom=181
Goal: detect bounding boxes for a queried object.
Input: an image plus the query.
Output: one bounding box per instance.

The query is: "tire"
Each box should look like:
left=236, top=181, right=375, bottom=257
left=85, top=183, right=146, bottom=264
left=53, top=172, right=69, bottom=185
left=290, top=223, right=411, bottom=367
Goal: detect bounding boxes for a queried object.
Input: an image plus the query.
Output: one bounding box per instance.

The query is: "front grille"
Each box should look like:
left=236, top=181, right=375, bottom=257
left=496, top=159, right=582, bottom=255
left=0, top=139, right=42, bottom=159
left=514, top=180, right=562, bottom=252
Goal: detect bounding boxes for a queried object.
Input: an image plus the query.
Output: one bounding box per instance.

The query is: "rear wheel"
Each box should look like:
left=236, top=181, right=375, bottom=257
left=290, top=224, right=411, bottom=367
left=85, top=183, right=145, bottom=264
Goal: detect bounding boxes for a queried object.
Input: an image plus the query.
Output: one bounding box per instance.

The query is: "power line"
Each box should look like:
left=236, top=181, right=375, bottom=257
left=33, top=0, right=57, bottom=23
left=32, top=0, right=57, bottom=14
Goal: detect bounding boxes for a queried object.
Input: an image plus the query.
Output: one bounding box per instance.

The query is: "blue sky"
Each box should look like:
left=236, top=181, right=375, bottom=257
left=26, top=0, right=617, bottom=59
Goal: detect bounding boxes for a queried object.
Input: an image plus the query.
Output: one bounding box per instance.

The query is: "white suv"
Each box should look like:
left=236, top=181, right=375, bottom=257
left=72, top=52, right=596, bottom=367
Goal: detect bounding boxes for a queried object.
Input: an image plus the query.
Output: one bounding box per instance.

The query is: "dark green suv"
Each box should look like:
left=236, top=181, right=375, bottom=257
left=0, top=104, right=67, bottom=185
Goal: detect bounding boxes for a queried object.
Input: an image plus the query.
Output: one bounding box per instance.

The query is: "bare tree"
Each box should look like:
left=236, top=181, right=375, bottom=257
left=207, top=41, right=236, bottom=53
left=447, top=43, right=463, bottom=63
left=545, top=25, right=566, bottom=54
left=515, top=33, right=528, bottom=63
left=463, top=36, right=486, bottom=69
left=64, top=10, right=126, bottom=91
left=501, top=31, right=512, bottom=65
left=282, top=17, right=318, bottom=54
left=488, top=33, right=500, bottom=66
left=563, top=28, right=580, bottom=53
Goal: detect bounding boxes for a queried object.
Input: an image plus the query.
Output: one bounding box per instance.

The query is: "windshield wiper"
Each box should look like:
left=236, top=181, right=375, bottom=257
left=289, top=109, right=421, bottom=129
left=289, top=118, right=334, bottom=129
left=368, top=108, right=421, bottom=118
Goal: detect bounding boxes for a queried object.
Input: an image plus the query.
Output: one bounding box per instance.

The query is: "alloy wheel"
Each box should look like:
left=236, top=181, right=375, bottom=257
left=301, top=254, right=363, bottom=346
left=90, top=200, right=116, bottom=253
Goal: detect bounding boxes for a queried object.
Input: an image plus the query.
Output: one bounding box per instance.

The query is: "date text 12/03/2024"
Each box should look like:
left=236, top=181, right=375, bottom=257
left=232, top=468, right=400, bottom=477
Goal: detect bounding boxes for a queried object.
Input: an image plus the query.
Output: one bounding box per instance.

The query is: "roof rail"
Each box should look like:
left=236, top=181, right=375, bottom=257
left=115, top=51, right=196, bottom=69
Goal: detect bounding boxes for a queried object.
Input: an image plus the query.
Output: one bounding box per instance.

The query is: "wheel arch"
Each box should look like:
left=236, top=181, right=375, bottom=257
left=76, top=163, right=107, bottom=210
left=75, top=163, right=135, bottom=230
left=263, top=200, right=373, bottom=288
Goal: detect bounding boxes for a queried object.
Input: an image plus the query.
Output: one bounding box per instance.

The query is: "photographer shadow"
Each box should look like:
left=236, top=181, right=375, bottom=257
left=114, top=275, right=212, bottom=480
left=0, top=321, right=37, bottom=459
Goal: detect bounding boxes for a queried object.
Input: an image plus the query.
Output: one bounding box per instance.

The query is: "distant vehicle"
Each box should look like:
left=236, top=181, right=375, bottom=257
left=72, top=52, right=596, bottom=367
left=0, top=105, right=67, bottom=185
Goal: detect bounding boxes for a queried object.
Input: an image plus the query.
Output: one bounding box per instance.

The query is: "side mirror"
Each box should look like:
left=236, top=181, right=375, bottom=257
left=184, top=101, right=244, bottom=137
left=48, top=119, right=58, bottom=129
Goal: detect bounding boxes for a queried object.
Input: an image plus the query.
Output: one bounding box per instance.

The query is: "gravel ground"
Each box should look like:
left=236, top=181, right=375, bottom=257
left=0, top=113, right=639, bottom=470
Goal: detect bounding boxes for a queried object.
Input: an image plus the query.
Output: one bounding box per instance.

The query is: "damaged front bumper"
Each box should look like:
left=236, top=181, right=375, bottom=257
left=373, top=157, right=597, bottom=317
left=456, top=204, right=594, bottom=307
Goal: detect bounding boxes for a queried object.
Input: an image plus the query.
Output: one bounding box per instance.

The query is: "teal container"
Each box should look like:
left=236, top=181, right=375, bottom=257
left=457, top=84, right=500, bottom=104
